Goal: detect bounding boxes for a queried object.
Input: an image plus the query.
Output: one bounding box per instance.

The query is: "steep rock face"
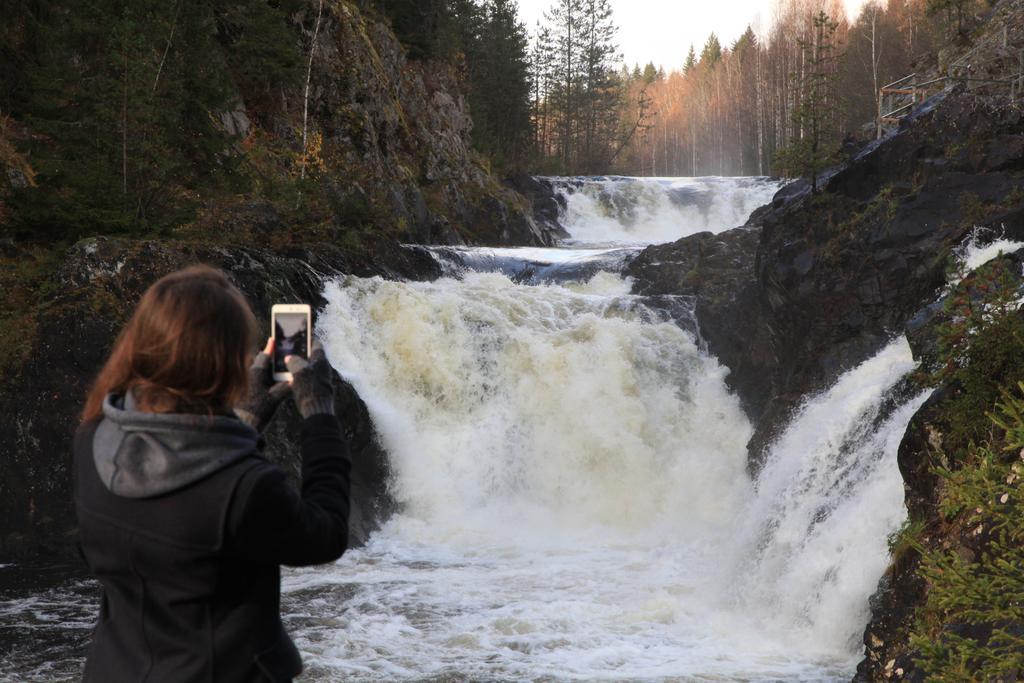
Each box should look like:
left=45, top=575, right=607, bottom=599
left=630, top=92, right=1023, bottom=680
left=854, top=391, right=944, bottom=683
left=629, top=93, right=1023, bottom=463
left=626, top=225, right=774, bottom=422
left=290, top=1, right=555, bottom=247
left=749, top=93, right=1023, bottom=455
left=855, top=249, right=1024, bottom=682
left=0, top=236, right=438, bottom=560
left=504, top=173, right=571, bottom=240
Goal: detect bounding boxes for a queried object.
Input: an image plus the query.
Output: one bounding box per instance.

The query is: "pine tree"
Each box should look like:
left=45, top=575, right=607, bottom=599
left=776, top=11, right=841, bottom=192
left=534, top=0, right=623, bottom=173
left=6, top=0, right=302, bottom=239
left=926, top=0, right=975, bottom=35
left=700, top=34, right=723, bottom=67
left=470, top=0, right=533, bottom=167
left=683, top=45, right=697, bottom=74
left=530, top=23, right=556, bottom=159
left=371, top=0, right=452, bottom=60
left=579, top=0, right=619, bottom=172
left=545, top=0, right=586, bottom=170
left=215, top=0, right=304, bottom=111
left=642, top=62, right=659, bottom=83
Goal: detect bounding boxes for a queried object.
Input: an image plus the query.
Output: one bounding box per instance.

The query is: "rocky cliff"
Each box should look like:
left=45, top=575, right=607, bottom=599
left=629, top=91, right=1024, bottom=462
left=291, top=1, right=555, bottom=246
left=629, top=89, right=1024, bottom=679
left=0, top=0, right=558, bottom=249
left=854, top=244, right=1024, bottom=680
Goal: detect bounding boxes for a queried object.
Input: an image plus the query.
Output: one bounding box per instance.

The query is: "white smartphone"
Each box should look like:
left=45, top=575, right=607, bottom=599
left=271, top=304, right=312, bottom=382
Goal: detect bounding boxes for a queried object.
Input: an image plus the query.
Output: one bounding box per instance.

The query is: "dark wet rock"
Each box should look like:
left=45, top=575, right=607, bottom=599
left=0, top=236, right=439, bottom=561
left=504, top=173, right=570, bottom=241
left=631, top=94, right=1024, bottom=471
left=627, top=226, right=775, bottom=421
left=470, top=191, right=559, bottom=246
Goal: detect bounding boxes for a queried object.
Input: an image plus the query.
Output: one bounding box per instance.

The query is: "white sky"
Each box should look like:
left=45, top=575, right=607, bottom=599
left=516, top=0, right=870, bottom=71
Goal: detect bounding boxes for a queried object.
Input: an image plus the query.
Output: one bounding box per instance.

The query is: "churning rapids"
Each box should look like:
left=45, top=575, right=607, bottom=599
left=1, top=176, right=930, bottom=682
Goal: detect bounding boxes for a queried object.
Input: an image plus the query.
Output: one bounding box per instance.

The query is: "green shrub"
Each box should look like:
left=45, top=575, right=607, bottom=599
left=910, top=387, right=1024, bottom=680
left=907, top=251, right=1024, bottom=679
left=930, top=256, right=1024, bottom=455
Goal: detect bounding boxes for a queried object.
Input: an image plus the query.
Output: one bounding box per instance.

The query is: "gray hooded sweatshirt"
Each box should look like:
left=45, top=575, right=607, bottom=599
left=93, top=391, right=260, bottom=499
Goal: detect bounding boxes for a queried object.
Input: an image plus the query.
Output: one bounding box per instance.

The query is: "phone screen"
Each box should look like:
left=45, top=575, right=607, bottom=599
left=273, top=312, right=310, bottom=374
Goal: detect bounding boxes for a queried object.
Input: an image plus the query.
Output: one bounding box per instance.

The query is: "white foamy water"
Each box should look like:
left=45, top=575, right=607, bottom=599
left=952, top=229, right=1024, bottom=283
left=552, top=176, right=785, bottom=247
left=277, top=269, right=925, bottom=681
left=0, top=176, right=924, bottom=682
left=729, top=339, right=929, bottom=654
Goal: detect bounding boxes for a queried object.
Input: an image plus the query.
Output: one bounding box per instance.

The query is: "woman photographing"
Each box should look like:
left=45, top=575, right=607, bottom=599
left=72, top=266, right=350, bottom=682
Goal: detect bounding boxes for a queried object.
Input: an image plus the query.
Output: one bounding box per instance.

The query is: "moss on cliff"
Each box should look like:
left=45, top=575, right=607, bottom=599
left=0, top=247, right=62, bottom=380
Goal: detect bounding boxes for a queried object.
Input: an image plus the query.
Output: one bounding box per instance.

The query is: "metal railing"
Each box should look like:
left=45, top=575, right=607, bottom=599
left=876, top=7, right=1024, bottom=136
left=877, top=74, right=925, bottom=137
left=876, top=47, right=1024, bottom=137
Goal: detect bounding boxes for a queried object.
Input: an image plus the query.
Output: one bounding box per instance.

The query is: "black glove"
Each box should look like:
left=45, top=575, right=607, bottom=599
left=236, top=348, right=292, bottom=432
left=285, top=341, right=336, bottom=418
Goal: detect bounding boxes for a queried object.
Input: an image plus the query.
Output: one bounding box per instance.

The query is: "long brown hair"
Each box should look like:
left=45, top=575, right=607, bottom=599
left=82, top=266, right=259, bottom=422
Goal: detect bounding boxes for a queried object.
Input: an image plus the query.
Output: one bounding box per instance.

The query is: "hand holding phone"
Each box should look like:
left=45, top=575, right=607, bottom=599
left=284, top=341, right=336, bottom=418
left=271, top=304, right=312, bottom=382
left=235, top=337, right=293, bottom=432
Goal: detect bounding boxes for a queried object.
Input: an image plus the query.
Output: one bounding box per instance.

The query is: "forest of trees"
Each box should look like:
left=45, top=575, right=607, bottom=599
left=0, top=0, right=996, bottom=241
left=371, top=0, right=634, bottom=174
left=529, top=0, right=634, bottom=174
left=428, top=0, right=987, bottom=178
left=1, top=0, right=309, bottom=237
left=613, top=0, right=960, bottom=177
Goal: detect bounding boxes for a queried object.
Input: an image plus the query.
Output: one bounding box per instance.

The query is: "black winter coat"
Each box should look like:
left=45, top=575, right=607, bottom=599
left=73, top=412, right=351, bottom=682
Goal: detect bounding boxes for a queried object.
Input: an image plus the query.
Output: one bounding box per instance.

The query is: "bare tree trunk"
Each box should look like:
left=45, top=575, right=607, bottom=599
left=152, top=0, right=182, bottom=94
left=691, top=119, right=696, bottom=176
left=756, top=46, right=764, bottom=175
left=651, top=135, right=655, bottom=177
left=869, top=7, right=884, bottom=139
left=122, top=42, right=129, bottom=199
left=663, top=108, right=671, bottom=175
left=300, top=0, right=325, bottom=181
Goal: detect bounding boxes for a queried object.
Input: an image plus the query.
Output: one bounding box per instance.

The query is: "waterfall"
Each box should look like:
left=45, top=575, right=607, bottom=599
left=318, top=272, right=750, bottom=537
left=728, top=338, right=929, bottom=655
left=285, top=269, right=925, bottom=680
left=0, top=175, right=931, bottom=682
left=549, top=176, right=786, bottom=246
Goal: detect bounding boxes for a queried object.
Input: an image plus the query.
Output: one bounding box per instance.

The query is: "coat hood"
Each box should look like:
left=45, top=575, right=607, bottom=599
left=93, top=391, right=259, bottom=499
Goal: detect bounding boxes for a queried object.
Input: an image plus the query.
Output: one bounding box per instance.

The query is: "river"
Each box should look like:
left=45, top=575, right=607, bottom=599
left=0, top=176, right=928, bottom=682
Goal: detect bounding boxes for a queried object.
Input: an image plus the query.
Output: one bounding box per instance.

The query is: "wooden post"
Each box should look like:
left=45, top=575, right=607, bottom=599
left=876, top=88, right=883, bottom=139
